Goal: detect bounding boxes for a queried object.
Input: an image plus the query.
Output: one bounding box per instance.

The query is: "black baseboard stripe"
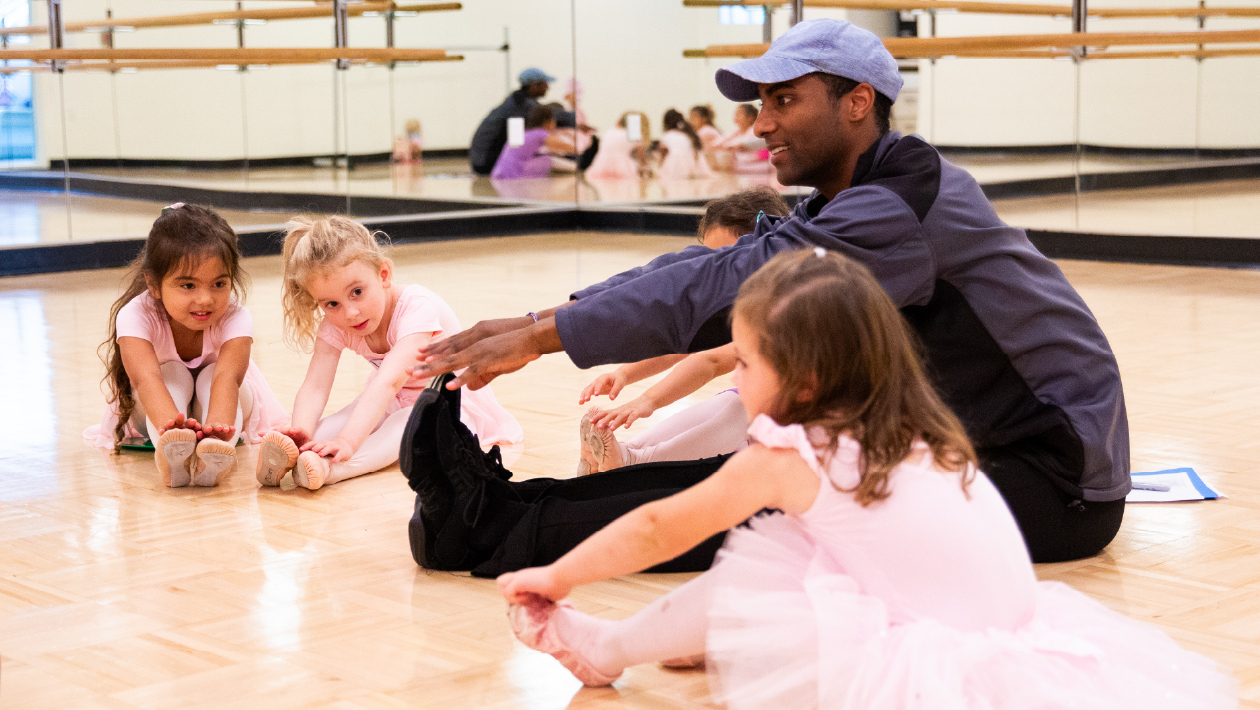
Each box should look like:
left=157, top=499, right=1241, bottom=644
left=4, top=206, right=1257, bottom=278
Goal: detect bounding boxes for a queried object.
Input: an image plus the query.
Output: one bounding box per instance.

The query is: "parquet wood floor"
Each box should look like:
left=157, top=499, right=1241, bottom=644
left=1, top=231, right=1258, bottom=708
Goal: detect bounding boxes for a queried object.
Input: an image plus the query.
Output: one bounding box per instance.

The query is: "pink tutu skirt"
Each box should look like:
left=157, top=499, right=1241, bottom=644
left=706, top=515, right=1236, bottom=710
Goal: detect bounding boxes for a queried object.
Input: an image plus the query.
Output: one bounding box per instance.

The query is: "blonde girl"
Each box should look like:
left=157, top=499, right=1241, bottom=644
left=85, top=203, right=289, bottom=487
left=498, top=249, right=1233, bottom=709
left=257, top=216, right=522, bottom=490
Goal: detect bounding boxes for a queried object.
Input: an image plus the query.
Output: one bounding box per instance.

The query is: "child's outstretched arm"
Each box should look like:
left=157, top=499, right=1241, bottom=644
left=578, top=354, right=688, bottom=405
left=497, top=442, right=821, bottom=603
left=303, top=332, right=432, bottom=462
left=119, top=337, right=190, bottom=434
left=590, top=343, right=737, bottom=431
left=285, top=339, right=342, bottom=446
left=201, top=336, right=251, bottom=441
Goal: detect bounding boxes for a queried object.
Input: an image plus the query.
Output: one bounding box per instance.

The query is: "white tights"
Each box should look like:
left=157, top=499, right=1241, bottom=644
left=620, top=390, right=748, bottom=466
left=131, top=361, right=252, bottom=444
left=310, top=397, right=412, bottom=485
left=553, top=572, right=714, bottom=677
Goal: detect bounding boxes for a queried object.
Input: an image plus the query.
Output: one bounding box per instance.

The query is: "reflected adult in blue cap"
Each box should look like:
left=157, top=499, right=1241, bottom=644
left=408, top=18, right=1130, bottom=574
left=469, top=67, right=566, bottom=176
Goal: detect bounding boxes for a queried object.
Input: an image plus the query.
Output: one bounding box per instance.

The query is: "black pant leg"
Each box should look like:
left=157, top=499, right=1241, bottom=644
left=577, top=135, right=600, bottom=170
left=979, top=447, right=1125, bottom=563
left=470, top=456, right=730, bottom=578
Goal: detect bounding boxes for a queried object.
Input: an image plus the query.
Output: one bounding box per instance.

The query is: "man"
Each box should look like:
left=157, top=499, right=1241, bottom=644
left=469, top=67, right=562, bottom=176
left=406, top=19, right=1130, bottom=577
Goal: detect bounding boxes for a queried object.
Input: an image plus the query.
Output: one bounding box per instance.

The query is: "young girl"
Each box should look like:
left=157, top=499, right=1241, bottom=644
left=391, top=118, right=423, bottom=164
left=258, top=216, right=522, bottom=490
left=490, top=105, right=572, bottom=180
left=500, top=249, right=1235, bottom=708
left=656, top=108, right=711, bottom=180
left=84, top=203, right=289, bottom=488
left=713, top=103, right=770, bottom=173
left=584, top=111, right=649, bottom=180
left=577, top=187, right=792, bottom=475
left=688, top=104, right=722, bottom=150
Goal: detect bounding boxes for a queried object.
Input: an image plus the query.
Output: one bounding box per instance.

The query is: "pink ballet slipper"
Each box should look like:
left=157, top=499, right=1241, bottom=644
left=256, top=431, right=299, bottom=487
left=293, top=451, right=329, bottom=491
left=507, top=595, right=622, bottom=687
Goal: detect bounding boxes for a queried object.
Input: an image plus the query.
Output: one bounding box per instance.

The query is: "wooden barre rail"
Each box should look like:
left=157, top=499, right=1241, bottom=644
left=682, top=0, right=1260, bottom=19
left=684, top=28, right=1260, bottom=59
left=0, top=57, right=460, bottom=74
left=0, top=48, right=459, bottom=62
left=0, top=2, right=461, bottom=38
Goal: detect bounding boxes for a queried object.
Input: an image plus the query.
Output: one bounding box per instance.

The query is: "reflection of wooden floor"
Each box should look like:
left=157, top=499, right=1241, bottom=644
left=1, top=232, right=1259, bottom=707
left=992, top=178, right=1260, bottom=238
left=0, top=191, right=290, bottom=247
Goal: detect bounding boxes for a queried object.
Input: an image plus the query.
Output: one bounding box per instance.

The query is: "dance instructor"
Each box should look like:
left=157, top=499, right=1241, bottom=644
left=406, top=19, right=1129, bottom=577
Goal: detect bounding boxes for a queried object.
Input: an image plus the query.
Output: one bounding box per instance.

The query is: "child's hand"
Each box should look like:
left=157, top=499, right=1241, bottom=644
left=301, top=436, right=357, bottom=463
left=273, top=426, right=312, bottom=448
left=579, top=371, right=627, bottom=404
left=497, top=566, right=571, bottom=604
left=590, top=397, right=655, bottom=431
left=158, top=413, right=203, bottom=438
left=201, top=423, right=237, bottom=442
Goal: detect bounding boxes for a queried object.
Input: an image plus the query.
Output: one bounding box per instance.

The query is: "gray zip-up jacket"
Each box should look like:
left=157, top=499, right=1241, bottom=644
left=555, top=131, right=1129, bottom=501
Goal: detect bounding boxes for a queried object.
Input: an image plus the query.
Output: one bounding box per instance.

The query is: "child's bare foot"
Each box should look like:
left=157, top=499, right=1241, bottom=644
left=293, top=451, right=329, bottom=491
left=585, top=416, right=626, bottom=472
left=576, top=409, right=601, bottom=475
left=256, top=431, right=299, bottom=486
left=193, top=438, right=235, bottom=487
left=155, top=428, right=198, bottom=488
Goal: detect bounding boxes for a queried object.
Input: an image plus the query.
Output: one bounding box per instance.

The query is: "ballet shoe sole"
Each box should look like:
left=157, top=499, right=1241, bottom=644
left=256, top=438, right=296, bottom=487
left=293, top=454, right=327, bottom=491
left=577, top=410, right=596, bottom=475
left=193, top=440, right=235, bottom=487
left=157, top=430, right=198, bottom=488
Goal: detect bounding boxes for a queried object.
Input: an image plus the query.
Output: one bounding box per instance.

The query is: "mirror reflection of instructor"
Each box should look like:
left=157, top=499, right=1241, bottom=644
left=470, top=67, right=572, bottom=176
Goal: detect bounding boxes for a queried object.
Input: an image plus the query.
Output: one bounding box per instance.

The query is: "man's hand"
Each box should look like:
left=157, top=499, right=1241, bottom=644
left=412, top=318, right=564, bottom=390
left=416, top=316, right=535, bottom=364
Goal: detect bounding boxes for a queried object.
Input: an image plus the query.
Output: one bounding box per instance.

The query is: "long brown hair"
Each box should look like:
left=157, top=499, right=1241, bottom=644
left=98, top=204, right=247, bottom=450
left=663, top=108, right=703, bottom=152
left=733, top=248, right=976, bottom=505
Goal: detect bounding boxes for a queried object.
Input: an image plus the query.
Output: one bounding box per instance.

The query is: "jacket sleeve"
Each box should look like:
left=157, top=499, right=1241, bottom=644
left=556, top=186, right=935, bottom=368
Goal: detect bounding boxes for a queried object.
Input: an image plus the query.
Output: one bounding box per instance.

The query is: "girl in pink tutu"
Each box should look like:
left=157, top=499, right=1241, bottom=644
left=84, top=203, right=289, bottom=487
left=499, top=248, right=1236, bottom=708
left=257, top=216, right=522, bottom=490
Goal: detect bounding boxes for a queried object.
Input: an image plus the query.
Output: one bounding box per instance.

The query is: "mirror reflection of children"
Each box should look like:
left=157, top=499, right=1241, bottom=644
left=576, top=188, right=792, bottom=475
left=256, top=216, right=522, bottom=490
left=656, top=108, right=712, bottom=180
left=585, top=111, right=650, bottom=180
left=490, top=105, right=574, bottom=179
left=712, top=103, right=770, bottom=173
left=85, top=203, right=289, bottom=488
left=392, top=119, right=423, bottom=164
left=688, top=104, right=722, bottom=149
left=500, top=250, right=1235, bottom=708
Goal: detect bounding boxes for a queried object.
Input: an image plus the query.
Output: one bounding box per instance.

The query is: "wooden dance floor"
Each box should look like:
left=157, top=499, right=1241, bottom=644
left=1, top=232, right=1259, bottom=707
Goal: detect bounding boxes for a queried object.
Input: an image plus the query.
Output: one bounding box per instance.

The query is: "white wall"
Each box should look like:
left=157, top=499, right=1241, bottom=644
left=918, top=0, right=1260, bottom=148
left=30, top=0, right=1260, bottom=160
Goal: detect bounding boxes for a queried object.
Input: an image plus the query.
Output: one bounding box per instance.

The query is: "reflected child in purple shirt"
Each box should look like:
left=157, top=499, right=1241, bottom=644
left=491, top=105, right=570, bottom=179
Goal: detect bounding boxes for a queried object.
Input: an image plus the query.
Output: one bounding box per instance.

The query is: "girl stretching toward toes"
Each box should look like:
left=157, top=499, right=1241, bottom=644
left=576, top=187, right=791, bottom=474
left=259, top=216, right=522, bottom=490
left=85, top=203, right=289, bottom=488
left=501, top=249, right=1235, bottom=708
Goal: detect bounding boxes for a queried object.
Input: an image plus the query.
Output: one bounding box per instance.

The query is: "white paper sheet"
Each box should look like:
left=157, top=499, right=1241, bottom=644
left=1126, top=468, right=1224, bottom=503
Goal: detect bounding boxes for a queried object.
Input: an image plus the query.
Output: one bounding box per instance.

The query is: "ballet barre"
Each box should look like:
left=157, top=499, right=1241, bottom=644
left=684, top=27, right=1260, bottom=59
left=0, top=2, right=462, bottom=38
left=0, top=48, right=460, bottom=63
left=681, top=0, right=1260, bottom=19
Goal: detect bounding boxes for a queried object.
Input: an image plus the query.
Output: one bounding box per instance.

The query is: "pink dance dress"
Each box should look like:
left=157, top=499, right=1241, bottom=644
left=705, top=415, right=1236, bottom=710
left=83, top=294, right=290, bottom=449
left=318, top=284, right=523, bottom=446
left=585, top=128, right=640, bottom=180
